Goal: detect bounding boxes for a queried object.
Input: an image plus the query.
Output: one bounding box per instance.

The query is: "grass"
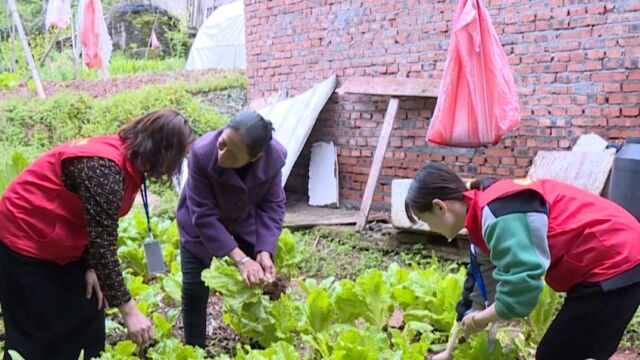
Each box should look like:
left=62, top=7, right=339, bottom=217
left=294, top=227, right=442, bottom=280
left=39, top=51, right=187, bottom=81
left=0, top=51, right=187, bottom=89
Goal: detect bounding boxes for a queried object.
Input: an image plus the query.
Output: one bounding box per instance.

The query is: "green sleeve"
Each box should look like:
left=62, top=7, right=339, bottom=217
left=484, top=212, right=549, bottom=319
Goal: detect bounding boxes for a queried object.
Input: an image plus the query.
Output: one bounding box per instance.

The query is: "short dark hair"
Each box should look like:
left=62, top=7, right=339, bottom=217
left=404, top=164, right=498, bottom=223
left=227, top=110, right=274, bottom=158
left=118, top=109, right=195, bottom=180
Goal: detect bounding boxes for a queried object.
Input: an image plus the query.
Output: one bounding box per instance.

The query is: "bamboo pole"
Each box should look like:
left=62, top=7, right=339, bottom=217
left=71, top=10, right=78, bottom=80
left=7, top=0, right=46, bottom=99
left=10, top=16, right=16, bottom=72
left=39, top=27, right=62, bottom=66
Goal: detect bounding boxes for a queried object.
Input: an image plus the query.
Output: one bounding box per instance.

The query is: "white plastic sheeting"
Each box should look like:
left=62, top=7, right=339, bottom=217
left=185, top=1, right=245, bottom=70
left=258, top=75, right=338, bottom=185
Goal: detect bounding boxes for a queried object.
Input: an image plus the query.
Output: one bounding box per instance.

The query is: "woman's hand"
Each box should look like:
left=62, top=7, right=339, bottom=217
left=256, top=251, right=276, bottom=282
left=85, top=268, right=106, bottom=309
left=119, top=299, right=154, bottom=345
left=461, top=311, right=487, bottom=336
left=461, top=304, right=501, bottom=336
left=227, top=247, right=268, bottom=285
left=238, top=258, right=266, bottom=285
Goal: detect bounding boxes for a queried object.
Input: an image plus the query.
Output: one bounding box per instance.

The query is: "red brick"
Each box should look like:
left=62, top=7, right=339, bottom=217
left=608, top=118, right=640, bottom=127
left=587, top=4, right=606, bottom=14
left=569, top=6, right=587, bottom=16
left=517, top=158, right=532, bottom=167
left=559, top=139, right=572, bottom=148
left=585, top=107, right=601, bottom=116
left=593, top=72, right=628, bottom=82
left=609, top=94, right=640, bottom=104
left=603, top=83, right=622, bottom=92
left=569, top=52, right=585, bottom=62
left=622, top=107, right=640, bottom=116
left=521, top=13, right=536, bottom=22
left=571, top=117, right=607, bottom=126
left=480, top=166, right=495, bottom=175
left=603, top=107, right=622, bottom=117
left=623, top=83, right=640, bottom=92
left=497, top=167, right=510, bottom=176
left=628, top=2, right=640, bottom=11
left=587, top=50, right=605, bottom=59
left=551, top=128, right=569, bottom=137
left=514, top=169, right=528, bottom=177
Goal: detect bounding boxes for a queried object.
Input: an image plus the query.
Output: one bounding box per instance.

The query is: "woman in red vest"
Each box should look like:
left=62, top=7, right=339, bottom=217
left=0, top=109, right=195, bottom=360
left=405, top=164, right=640, bottom=360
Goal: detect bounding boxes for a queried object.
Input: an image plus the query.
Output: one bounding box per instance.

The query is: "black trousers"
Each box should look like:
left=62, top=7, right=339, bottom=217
left=0, top=241, right=105, bottom=360
left=181, top=241, right=255, bottom=348
left=536, top=281, right=640, bottom=360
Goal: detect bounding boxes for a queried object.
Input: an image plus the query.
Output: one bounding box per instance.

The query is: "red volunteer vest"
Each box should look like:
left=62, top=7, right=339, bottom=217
left=0, top=135, right=142, bottom=264
left=464, top=179, right=640, bottom=292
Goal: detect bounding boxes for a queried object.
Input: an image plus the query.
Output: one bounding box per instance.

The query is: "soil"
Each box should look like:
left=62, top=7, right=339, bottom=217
left=262, top=275, right=289, bottom=301
left=0, top=69, right=225, bottom=99
left=173, top=293, right=241, bottom=357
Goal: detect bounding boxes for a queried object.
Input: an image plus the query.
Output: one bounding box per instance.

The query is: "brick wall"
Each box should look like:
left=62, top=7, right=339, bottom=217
left=244, top=0, right=640, bottom=209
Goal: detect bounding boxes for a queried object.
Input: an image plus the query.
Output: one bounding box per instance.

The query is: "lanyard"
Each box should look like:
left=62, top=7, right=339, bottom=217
left=140, top=176, right=153, bottom=238
left=470, top=244, right=489, bottom=306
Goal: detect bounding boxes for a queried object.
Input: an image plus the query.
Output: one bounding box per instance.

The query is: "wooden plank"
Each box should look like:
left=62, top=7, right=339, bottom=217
left=285, top=212, right=386, bottom=228
left=356, top=97, right=400, bottom=230
left=336, top=77, right=439, bottom=98
left=286, top=214, right=356, bottom=228
left=8, top=0, right=46, bottom=99
left=527, top=151, right=614, bottom=195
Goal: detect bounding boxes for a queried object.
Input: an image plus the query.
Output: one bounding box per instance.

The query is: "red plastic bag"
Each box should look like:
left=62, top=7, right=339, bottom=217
left=427, top=0, right=520, bottom=147
left=80, top=0, right=112, bottom=78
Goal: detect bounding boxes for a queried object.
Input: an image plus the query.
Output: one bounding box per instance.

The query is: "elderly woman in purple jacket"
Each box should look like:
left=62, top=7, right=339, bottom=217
left=176, top=110, right=287, bottom=347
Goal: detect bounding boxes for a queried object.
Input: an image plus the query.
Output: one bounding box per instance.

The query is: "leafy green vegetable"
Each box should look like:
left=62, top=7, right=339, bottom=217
left=146, top=338, right=207, bottom=360
left=235, top=342, right=301, bottom=360
left=275, top=229, right=304, bottom=278
left=453, top=333, right=518, bottom=360
left=0, top=151, right=29, bottom=195
left=356, top=269, right=393, bottom=328
left=527, top=285, right=561, bottom=342
left=305, top=287, right=332, bottom=333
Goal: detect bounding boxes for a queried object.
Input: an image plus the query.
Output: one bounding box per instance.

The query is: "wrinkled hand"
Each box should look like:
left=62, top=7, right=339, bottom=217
left=120, top=300, right=154, bottom=345
left=239, top=258, right=266, bottom=285
left=256, top=251, right=276, bottom=282
left=85, top=269, right=107, bottom=309
left=462, top=311, right=488, bottom=336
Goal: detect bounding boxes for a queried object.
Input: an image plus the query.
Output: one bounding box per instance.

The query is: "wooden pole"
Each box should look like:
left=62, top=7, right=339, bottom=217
left=70, top=11, right=78, bottom=80
left=8, top=0, right=46, bottom=99
left=39, top=27, right=61, bottom=66
left=356, top=97, right=399, bottom=231
left=10, top=17, right=17, bottom=72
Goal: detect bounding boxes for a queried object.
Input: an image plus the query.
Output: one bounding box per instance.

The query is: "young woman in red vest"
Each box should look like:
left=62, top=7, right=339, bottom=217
left=405, top=164, right=640, bottom=360
left=0, top=109, right=195, bottom=360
